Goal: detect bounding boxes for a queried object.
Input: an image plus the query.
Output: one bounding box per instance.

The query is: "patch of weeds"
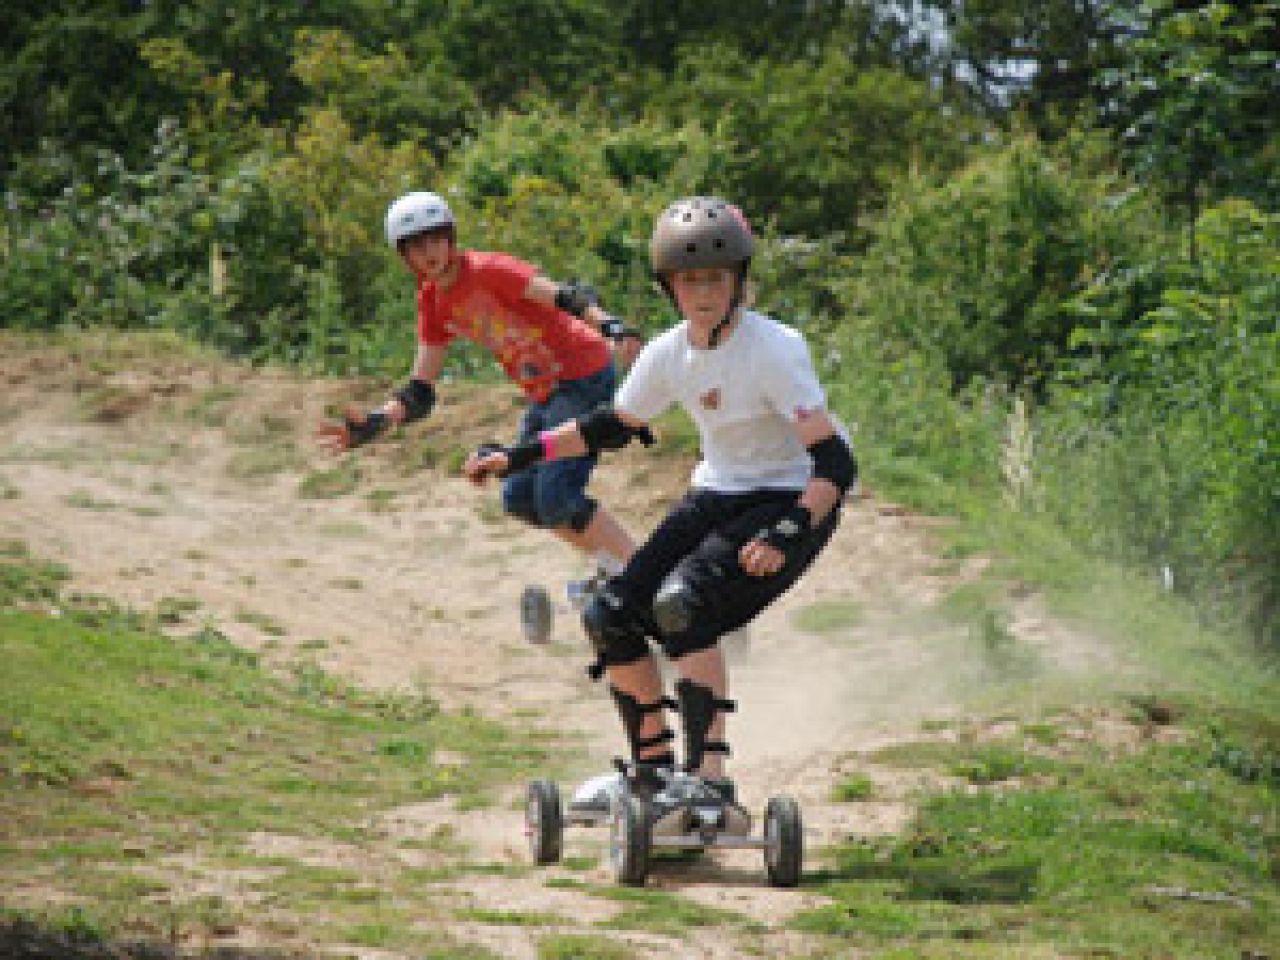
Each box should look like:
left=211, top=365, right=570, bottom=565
left=870, top=740, right=969, bottom=770
left=298, top=458, right=361, bottom=499
left=186, top=384, right=241, bottom=426
left=227, top=412, right=294, bottom=446
left=832, top=772, right=875, bottom=801
left=592, top=885, right=750, bottom=937
left=559, top=855, right=597, bottom=871
left=365, top=488, right=399, bottom=512
left=936, top=529, right=985, bottom=560
left=0, top=475, right=17, bottom=500
left=456, top=908, right=566, bottom=926
left=63, top=490, right=118, bottom=511
left=948, top=744, right=1056, bottom=785
left=477, top=499, right=505, bottom=524
left=235, top=607, right=286, bottom=636
left=74, top=385, right=148, bottom=423
left=155, top=595, right=202, bottom=625
left=227, top=445, right=301, bottom=480
left=398, top=443, right=441, bottom=474
left=538, top=933, right=638, bottom=960
left=792, top=599, right=863, bottom=635
left=812, top=720, right=1280, bottom=956
left=1208, top=731, right=1280, bottom=789
left=328, top=576, right=363, bottom=590
left=442, top=445, right=469, bottom=475
left=1020, top=721, right=1062, bottom=746
left=790, top=887, right=923, bottom=937
left=1, top=541, right=70, bottom=606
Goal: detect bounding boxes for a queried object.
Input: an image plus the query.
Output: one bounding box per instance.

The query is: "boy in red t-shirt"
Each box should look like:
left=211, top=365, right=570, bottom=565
left=319, top=190, right=642, bottom=581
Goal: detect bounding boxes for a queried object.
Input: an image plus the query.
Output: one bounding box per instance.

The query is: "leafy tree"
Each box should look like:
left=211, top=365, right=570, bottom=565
left=1099, top=0, right=1280, bottom=255
left=663, top=46, right=979, bottom=241
left=0, top=2, right=178, bottom=184
left=290, top=28, right=478, bottom=155
left=432, top=0, right=622, bottom=108
left=1043, top=199, right=1279, bottom=642
left=836, top=136, right=1166, bottom=389
left=928, top=0, right=1130, bottom=133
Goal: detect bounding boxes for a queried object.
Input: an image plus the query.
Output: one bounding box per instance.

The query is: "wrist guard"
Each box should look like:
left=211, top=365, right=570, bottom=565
left=599, top=316, right=643, bottom=341
left=476, top=440, right=543, bottom=478
left=346, top=410, right=389, bottom=447
left=756, top=504, right=813, bottom=563
left=578, top=405, right=654, bottom=453
left=393, top=379, right=436, bottom=422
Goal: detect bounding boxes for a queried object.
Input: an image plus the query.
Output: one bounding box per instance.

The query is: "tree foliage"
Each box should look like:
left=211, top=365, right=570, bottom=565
left=1, top=0, right=1276, bottom=642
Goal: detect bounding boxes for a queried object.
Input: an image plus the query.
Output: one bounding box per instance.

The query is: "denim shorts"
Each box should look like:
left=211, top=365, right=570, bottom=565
left=501, top=364, right=616, bottom=529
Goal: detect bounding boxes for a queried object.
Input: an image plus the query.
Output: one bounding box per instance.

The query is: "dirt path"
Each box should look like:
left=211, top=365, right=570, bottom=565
left=0, top=335, right=1108, bottom=958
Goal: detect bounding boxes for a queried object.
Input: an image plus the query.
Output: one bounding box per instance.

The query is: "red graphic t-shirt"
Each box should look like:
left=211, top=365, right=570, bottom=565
left=416, top=251, right=610, bottom=402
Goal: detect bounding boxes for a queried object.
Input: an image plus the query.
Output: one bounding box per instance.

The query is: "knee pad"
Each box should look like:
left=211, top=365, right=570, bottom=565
left=582, top=586, right=650, bottom=668
left=609, top=685, right=676, bottom=766
left=675, top=678, right=736, bottom=774
left=653, top=572, right=720, bottom=660
left=500, top=479, right=540, bottom=527
left=653, top=571, right=699, bottom=636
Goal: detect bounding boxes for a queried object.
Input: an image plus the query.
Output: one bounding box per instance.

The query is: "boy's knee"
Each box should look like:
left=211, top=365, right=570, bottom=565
left=537, top=496, right=597, bottom=533
left=500, top=484, right=540, bottom=527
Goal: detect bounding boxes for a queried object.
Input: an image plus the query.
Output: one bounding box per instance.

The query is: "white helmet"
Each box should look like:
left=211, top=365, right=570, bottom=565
left=385, top=191, right=454, bottom=248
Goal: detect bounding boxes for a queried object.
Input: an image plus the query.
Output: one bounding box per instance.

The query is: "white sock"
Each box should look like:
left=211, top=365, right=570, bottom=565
left=594, top=551, right=625, bottom=577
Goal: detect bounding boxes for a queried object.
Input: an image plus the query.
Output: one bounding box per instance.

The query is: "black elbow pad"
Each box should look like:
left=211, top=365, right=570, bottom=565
left=578, top=404, right=654, bottom=454
left=807, top=433, right=857, bottom=494
left=394, top=379, right=436, bottom=422
left=554, top=282, right=599, bottom=318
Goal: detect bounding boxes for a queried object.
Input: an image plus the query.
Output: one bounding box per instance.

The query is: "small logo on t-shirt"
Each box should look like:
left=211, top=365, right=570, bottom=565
left=699, top=387, right=721, bottom=410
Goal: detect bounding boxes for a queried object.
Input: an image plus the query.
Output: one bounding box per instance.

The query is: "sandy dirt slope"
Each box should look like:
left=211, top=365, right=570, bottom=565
left=0, top=335, right=1114, bottom=958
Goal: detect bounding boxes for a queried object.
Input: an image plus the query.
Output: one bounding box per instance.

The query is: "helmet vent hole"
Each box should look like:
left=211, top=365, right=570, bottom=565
left=685, top=242, right=697, bottom=253
left=713, top=239, right=724, bottom=249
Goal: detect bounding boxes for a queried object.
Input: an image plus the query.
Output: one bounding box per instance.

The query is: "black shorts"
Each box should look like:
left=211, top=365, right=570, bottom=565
left=620, top=487, right=839, bottom=656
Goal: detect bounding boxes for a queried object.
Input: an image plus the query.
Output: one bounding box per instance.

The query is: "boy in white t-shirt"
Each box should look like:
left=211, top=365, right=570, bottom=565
left=465, top=197, right=856, bottom=810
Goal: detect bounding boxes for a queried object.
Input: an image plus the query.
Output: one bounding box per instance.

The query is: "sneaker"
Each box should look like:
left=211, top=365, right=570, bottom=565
left=568, top=772, right=621, bottom=816
left=566, top=566, right=611, bottom=611
left=703, top=776, right=738, bottom=805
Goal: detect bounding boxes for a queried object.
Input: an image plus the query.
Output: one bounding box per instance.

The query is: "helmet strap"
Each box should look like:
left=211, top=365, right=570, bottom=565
left=707, top=265, right=749, bottom=349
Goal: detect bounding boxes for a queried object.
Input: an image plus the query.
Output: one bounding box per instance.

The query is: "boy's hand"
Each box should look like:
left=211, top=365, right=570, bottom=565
left=317, top=406, right=387, bottom=452
left=739, top=538, right=786, bottom=577
left=463, top=444, right=510, bottom=485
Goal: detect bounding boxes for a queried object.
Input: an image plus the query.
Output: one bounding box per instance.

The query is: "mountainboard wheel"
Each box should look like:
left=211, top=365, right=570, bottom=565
left=520, top=584, right=553, bottom=645
left=525, top=779, right=563, bottom=865
left=608, top=792, right=651, bottom=886
left=764, top=795, right=803, bottom=887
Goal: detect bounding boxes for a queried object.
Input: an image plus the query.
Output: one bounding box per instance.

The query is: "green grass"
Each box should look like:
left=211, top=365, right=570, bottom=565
left=538, top=933, right=638, bottom=959
left=791, top=599, right=863, bottom=634
left=0, top=543, right=555, bottom=950
left=801, top=715, right=1279, bottom=958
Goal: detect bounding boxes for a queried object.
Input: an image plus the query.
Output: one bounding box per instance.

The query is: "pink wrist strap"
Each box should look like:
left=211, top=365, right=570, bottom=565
left=539, top=431, right=557, bottom=461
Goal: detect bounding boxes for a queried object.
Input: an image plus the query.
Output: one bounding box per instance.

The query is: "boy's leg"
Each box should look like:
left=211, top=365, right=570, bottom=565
left=656, top=494, right=840, bottom=780
left=606, top=654, right=669, bottom=762
left=553, top=505, right=634, bottom=567
left=668, top=646, right=728, bottom=778
left=584, top=491, right=720, bottom=772
left=527, top=367, right=637, bottom=568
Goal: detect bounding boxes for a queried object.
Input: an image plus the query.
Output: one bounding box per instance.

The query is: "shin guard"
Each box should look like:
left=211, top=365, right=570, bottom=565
left=608, top=685, right=676, bottom=768
left=674, top=678, right=736, bottom=773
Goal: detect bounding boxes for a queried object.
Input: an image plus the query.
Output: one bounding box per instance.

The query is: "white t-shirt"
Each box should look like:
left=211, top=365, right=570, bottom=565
left=615, top=310, right=829, bottom=493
